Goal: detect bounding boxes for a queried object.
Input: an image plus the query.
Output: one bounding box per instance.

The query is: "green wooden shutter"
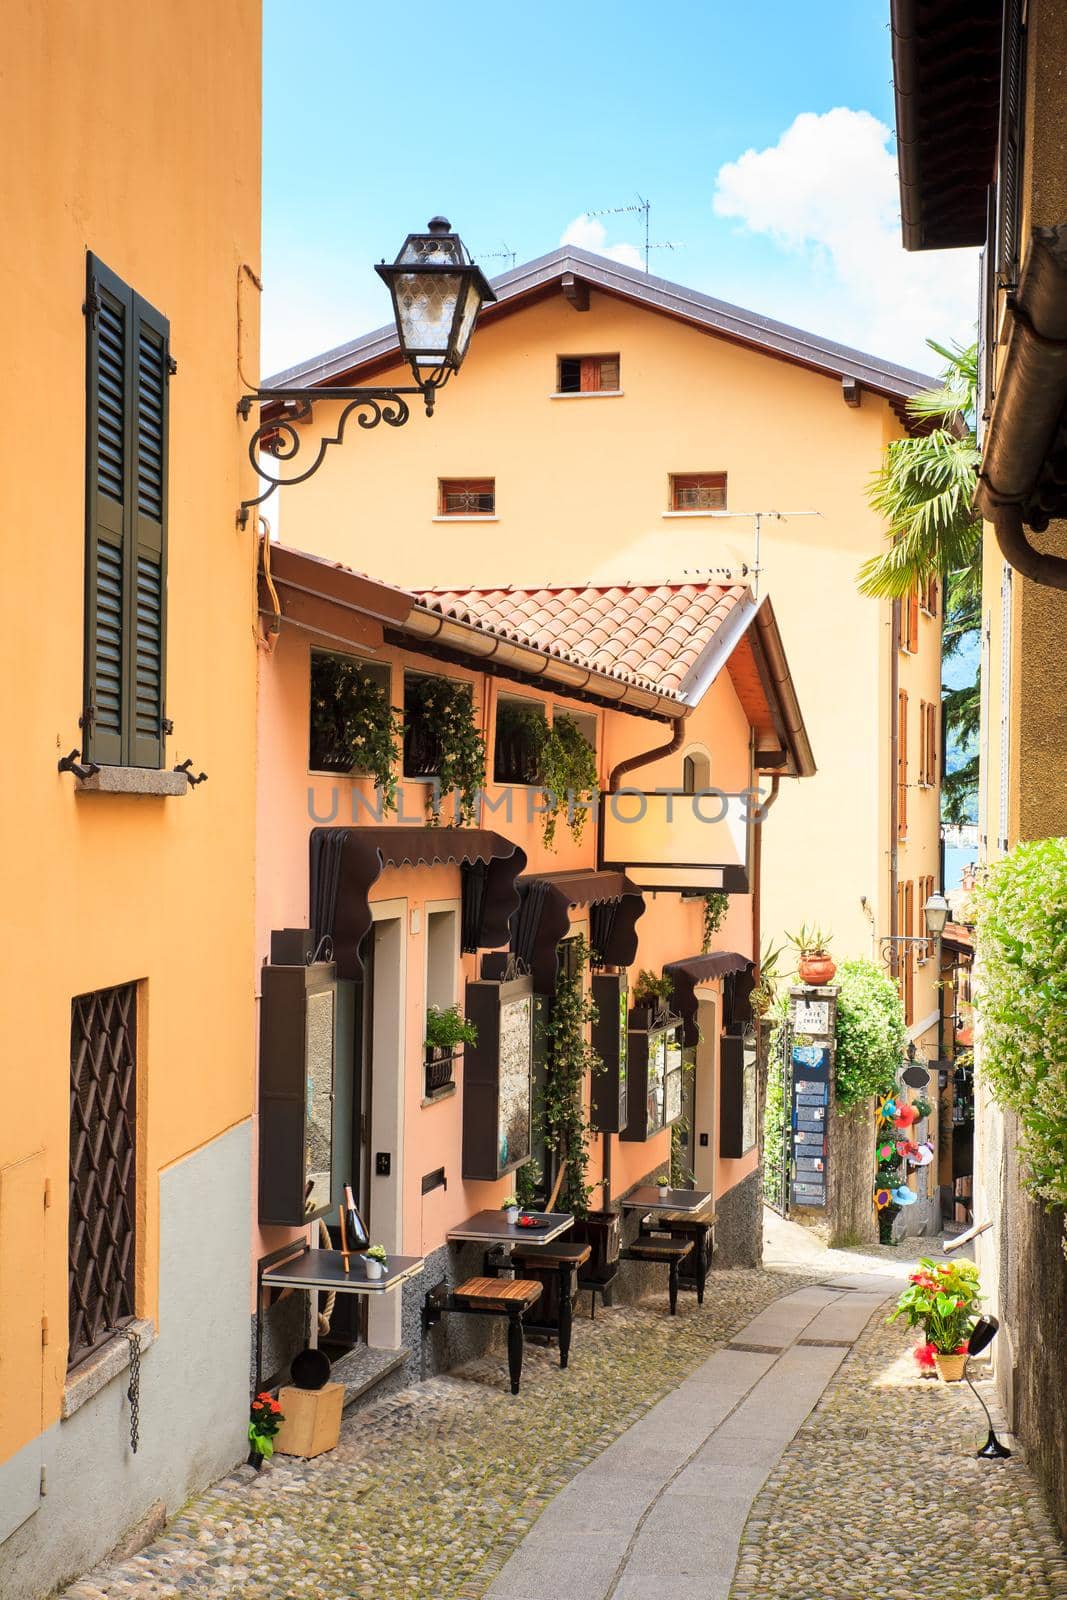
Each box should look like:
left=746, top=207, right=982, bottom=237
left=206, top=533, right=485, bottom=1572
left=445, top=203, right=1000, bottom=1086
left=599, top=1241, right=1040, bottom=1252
left=129, top=297, right=169, bottom=767
left=84, top=258, right=129, bottom=766
left=84, top=255, right=169, bottom=768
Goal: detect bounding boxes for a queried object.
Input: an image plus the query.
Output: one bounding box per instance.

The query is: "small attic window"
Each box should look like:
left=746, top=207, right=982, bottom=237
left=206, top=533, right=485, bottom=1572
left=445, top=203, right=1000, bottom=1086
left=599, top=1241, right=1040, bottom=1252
left=557, top=355, right=620, bottom=394
left=670, top=473, right=727, bottom=511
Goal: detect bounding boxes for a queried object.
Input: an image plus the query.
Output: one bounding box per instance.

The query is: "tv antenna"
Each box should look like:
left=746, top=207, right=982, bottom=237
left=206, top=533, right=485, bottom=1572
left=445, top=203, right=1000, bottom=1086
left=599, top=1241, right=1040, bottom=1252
left=586, top=195, right=681, bottom=271
left=478, top=242, right=517, bottom=270
left=684, top=510, right=822, bottom=597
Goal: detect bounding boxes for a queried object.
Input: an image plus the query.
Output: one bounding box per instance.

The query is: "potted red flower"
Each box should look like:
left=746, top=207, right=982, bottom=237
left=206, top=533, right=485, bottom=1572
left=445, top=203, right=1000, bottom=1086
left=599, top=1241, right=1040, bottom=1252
left=888, top=1258, right=982, bottom=1381
left=248, top=1391, right=285, bottom=1468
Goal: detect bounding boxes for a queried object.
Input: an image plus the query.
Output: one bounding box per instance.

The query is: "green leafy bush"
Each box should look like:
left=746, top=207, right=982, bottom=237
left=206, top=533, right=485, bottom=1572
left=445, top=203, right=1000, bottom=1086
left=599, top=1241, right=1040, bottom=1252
left=761, top=1002, right=788, bottom=1205
left=424, top=1005, right=478, bottom=1053
left=973, top=839, right=1067, bottom=1216
left=833, top=958, right=907, bottom=1108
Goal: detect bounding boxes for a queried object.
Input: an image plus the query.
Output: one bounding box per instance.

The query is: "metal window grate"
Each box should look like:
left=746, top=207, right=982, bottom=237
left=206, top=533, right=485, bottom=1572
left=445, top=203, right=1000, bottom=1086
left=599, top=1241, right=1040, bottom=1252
left=671, top=473, right=727, bottom=511
left=68, top=983, right=137, bottom=1368
left=440, top=478, right=494, bottom=515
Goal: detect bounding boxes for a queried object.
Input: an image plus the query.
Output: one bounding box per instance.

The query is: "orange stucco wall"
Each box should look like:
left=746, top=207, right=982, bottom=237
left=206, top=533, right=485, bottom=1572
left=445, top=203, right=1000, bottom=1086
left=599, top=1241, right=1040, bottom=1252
left=276, top=285, right=942, bottom=1006
left=0, top=0, right=261, bottom=1465
left=254, top=618, right=759, bottom=1279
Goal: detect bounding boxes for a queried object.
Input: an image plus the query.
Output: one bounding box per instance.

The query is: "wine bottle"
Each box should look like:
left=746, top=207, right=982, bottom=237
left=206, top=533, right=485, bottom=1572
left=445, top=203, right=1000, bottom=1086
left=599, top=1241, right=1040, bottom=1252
left=343, top=1184, right=370, bottom=1252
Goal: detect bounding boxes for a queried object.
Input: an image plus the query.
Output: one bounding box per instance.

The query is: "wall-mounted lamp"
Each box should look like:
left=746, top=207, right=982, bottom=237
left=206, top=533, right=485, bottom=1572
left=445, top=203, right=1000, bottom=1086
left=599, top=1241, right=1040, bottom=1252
left=880, top=890, right=950, bottom=967
left=237, top=218, right=496, bottom=525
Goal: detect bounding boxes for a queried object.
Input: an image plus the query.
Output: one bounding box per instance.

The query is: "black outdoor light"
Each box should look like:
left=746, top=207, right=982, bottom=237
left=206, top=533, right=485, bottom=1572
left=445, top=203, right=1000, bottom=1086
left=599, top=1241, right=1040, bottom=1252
left=964, top=1316, right=1013, bottom=1460
left=880, top=889, right=951, bottom=967
left=237, top=217, right=496, bottom=524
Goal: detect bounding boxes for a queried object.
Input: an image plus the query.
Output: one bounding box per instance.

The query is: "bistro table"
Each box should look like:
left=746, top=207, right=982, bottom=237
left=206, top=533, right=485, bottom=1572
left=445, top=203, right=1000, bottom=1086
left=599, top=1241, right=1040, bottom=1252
left=621, top=1186, right=713, bottom=1214
left=446, top=1209, right=575, bottom=1246
left=255, top=1238, right=424, bottom=1389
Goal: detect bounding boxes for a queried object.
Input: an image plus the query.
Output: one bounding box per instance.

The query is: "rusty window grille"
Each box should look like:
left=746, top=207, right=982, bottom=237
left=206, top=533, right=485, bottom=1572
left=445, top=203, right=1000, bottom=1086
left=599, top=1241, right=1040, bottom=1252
left=439, top=478, right=495, bottom=516
left=69, top=982, right=137, bottom=1369
left=670, top=472, right=727, bottom=511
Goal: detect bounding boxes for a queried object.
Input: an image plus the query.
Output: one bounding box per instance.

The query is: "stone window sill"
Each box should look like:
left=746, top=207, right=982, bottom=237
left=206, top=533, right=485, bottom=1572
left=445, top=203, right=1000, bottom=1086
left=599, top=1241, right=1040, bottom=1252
left=549, top=390, right=624, bottom=400
left=77, top=767, right=189, bottom=797
left=431, top=515, right=499, bottom=523
left=662, top=510, right=727, bottom=519
left=63, top=1318, right=155, bottom=1420
left=421, top=1083, right=457, bottom=1109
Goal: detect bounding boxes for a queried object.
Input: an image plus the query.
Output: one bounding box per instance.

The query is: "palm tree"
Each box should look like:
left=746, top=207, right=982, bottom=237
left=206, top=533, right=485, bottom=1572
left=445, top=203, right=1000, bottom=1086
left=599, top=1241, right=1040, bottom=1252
left=858, top=339, right=982, bottom=823
left=857, top=340, right=981, bottom=600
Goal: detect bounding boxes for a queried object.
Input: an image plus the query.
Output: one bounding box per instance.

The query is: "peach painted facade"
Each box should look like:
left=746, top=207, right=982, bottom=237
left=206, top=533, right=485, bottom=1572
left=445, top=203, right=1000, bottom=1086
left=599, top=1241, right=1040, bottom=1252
left=253, top=582, right=780, bottom=1355
left=0, top=1, right=261, bottom=1593
left=271, top=254, right=943, bottom=1053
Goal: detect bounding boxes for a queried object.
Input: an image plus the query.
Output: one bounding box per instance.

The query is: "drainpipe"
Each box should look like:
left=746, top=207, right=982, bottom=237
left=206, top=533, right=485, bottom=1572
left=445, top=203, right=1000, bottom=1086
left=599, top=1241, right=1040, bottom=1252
left=601, top=717, right=688, bottom=1209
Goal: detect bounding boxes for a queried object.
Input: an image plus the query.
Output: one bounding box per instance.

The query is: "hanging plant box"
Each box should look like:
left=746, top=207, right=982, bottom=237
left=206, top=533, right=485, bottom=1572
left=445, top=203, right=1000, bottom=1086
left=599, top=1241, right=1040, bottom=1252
left=620, top=1016, right=684, bottom=1142
left=424, top=1048, right=460, bottom=1096
left=590, top=972, right=629, bottom=1133
left=461, top=974, right=534, bottom=1180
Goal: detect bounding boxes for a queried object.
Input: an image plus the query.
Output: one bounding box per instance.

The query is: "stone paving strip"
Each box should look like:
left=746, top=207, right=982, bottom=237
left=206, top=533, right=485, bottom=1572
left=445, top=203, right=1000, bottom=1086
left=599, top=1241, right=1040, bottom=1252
left=60, top=1267, right=811, bottom=1600
left=485, top=1275, right=895, bottom=1600
left=729, top=1294, right=1067, bottom=1600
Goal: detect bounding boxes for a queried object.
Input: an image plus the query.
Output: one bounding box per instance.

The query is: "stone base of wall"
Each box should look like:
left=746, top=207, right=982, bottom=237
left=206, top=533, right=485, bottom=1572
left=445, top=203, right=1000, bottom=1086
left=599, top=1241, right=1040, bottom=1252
left=713, top=1169, right=763, bottom=1267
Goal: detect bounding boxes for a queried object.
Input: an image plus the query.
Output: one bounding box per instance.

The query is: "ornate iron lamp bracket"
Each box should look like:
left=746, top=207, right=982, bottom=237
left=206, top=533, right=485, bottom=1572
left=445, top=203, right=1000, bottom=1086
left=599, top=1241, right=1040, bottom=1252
left=879, top=934, right=932, bottom=968
left=236, top=379, right=439, bottom=526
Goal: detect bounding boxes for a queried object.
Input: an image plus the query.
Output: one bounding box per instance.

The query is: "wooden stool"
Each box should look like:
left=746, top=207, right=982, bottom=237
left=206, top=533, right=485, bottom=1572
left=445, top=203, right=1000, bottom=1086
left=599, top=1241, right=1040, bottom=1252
left=422, top=1276, right=543, bottom=1394
left=509, top=1241, right=592, bottom=1368
left=644, top=1212, right=715, bottom=1304
left=622, top=1237, right=693, bottom=1315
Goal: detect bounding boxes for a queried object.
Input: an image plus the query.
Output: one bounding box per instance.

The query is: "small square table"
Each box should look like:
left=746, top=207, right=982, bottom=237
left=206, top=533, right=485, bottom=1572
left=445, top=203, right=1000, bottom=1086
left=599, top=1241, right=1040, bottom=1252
left=255, top=1240, right=424, bottom=1389
left=446, top=1209, right=575, bottom=1245
left=621, top=1187, right=713, bottom=1214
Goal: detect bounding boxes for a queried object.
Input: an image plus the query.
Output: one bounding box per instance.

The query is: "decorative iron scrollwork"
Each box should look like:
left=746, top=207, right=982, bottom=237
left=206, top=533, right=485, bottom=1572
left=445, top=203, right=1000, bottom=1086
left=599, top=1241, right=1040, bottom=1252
left=236, top=380, right=438, bottom=524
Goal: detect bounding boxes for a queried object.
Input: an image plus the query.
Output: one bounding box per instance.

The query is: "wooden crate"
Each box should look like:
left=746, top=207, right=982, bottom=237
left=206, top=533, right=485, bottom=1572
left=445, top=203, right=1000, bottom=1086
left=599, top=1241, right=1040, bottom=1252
left=273, top=1382, right=344, bottom=1458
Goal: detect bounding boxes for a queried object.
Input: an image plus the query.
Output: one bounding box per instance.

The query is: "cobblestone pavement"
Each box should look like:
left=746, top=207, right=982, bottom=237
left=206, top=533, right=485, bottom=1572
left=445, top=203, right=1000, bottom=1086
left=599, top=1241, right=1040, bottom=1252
left=62, top=1268, right=808, bottom=1600
left=730, top=1306, right=1067, bottom=1600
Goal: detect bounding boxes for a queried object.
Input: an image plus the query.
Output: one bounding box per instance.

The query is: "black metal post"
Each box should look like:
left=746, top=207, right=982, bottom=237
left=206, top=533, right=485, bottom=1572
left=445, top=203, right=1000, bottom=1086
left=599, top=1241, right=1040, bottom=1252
left=506, top=1308, right=525, bottom=1394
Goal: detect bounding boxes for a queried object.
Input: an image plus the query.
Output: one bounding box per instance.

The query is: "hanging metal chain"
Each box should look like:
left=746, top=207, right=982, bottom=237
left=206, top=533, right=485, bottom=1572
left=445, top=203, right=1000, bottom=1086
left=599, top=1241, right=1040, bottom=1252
left=124, top=1327, right=141, bottom=1453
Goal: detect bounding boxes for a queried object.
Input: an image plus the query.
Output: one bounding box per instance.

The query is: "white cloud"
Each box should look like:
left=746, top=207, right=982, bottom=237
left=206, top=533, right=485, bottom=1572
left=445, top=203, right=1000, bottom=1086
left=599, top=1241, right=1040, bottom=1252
left=560, top=214, right=645, bottom=271
left=712, top=107, right=978, bottom=373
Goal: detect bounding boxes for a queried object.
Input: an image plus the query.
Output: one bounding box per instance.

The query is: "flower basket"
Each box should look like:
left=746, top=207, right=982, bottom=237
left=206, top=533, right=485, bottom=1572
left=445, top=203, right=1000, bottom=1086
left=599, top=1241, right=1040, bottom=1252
left=425, top=1047, right=459, bottom=1094
left=935, top=1351, right=967, bottom=1383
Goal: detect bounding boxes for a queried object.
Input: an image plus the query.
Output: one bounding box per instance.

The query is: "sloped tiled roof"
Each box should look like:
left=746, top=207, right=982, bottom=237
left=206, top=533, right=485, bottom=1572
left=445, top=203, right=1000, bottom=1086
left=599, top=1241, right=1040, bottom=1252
left=417, top=582, right=749, bottom=700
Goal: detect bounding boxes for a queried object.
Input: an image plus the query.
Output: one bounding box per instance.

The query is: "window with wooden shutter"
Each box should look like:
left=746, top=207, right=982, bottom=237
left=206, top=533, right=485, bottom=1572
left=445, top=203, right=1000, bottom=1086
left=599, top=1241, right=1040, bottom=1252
left=996, top=0, right=1026, bottom=292
left=897, top=689, right=908, bottom=840
left=903, top=880, right=915, bottom=1023
left=670, top=473, right=727, bottom=511
left=84, top=254, right=169, bottom=768
left=921, top=577, right=938, bottom=616
left=557, top=355, right=620, bottom=393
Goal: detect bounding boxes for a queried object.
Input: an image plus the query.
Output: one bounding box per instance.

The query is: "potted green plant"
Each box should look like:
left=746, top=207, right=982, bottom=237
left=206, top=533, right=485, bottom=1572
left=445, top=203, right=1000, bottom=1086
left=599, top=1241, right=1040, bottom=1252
left=656, top=1172, right=670, bottom=1191
left=501, top=1194, right=519, bottom=1226
left=751, top=937, right=785, bottom=1020
left=424, top=1005, right=478, bottom=1093
left=788, top=924, right=836, bottom=986
left=631, top=970, right=674, bottom=1029
left=365, top=1243, right=388, bottom=1281
left=887, top=1257, right=981, bottom=1381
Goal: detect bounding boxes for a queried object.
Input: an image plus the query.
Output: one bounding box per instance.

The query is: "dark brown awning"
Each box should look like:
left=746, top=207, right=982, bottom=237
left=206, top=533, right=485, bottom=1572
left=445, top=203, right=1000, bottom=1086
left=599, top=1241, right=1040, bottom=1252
left=310, top=826, right=527, bottom=979
left=510, top=869, right=645, bottom=993
left=664, top=952, right=754, bottom=1046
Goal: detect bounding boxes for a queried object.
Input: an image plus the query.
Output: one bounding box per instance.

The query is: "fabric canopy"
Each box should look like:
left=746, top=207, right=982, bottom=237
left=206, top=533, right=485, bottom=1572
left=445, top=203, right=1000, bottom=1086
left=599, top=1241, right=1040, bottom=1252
left=510, top=869, right=645, bottom=993
left=310, top=826, right=527, bottom=979
left=663, top=951, right=754, bottom=1046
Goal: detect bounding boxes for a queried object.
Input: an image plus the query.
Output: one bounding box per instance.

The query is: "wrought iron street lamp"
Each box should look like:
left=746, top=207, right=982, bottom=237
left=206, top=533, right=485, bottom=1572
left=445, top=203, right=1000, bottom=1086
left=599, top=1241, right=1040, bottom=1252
left=879, top=889, right=951, bottom=967
left=237, top=217, right=496, bottom=525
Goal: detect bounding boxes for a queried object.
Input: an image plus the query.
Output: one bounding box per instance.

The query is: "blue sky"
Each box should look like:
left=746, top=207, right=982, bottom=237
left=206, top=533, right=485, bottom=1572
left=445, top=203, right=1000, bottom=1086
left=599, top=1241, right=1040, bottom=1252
left=262, top=0, right=977, bottom=379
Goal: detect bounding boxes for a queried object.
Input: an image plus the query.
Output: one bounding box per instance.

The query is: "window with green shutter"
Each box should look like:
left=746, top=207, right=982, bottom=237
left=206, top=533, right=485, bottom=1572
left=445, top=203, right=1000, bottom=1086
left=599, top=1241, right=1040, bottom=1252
left=84, top=253, right=170, bottom=768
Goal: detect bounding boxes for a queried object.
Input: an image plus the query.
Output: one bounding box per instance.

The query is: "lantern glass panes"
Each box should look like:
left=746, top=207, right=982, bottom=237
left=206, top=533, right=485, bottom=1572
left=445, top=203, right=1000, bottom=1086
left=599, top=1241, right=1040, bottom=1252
left=377, top=218, right=496, bottom=378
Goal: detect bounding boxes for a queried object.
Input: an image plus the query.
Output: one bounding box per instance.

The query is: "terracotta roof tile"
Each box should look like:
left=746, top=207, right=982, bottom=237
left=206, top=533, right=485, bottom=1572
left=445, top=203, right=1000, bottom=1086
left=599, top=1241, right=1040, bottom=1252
left=416, top=581, right=751, bottom=700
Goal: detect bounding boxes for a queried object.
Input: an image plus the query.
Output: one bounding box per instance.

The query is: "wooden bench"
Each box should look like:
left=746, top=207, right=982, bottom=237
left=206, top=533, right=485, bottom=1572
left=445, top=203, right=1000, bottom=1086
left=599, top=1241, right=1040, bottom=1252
left=641, top=1211, right=715, bottom=1304
left=421, top=1276, right=543, bottom=1394
left=622, top=1237, right=693, bottom=1315
left=508, top=1241, right=592, bottom=1368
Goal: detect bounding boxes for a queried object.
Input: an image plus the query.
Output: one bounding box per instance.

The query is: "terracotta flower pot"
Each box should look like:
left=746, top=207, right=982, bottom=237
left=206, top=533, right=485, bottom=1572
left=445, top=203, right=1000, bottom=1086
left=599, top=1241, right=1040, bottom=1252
left=935, top=1351, right=967, bottom=1383
left=798, top=955, right=837, bottom=986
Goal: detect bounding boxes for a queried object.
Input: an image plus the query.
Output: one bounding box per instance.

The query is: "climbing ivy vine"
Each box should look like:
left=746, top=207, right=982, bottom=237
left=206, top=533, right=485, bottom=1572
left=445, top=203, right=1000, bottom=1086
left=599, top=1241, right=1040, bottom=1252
left=541, top=934, right=602, bottom=1216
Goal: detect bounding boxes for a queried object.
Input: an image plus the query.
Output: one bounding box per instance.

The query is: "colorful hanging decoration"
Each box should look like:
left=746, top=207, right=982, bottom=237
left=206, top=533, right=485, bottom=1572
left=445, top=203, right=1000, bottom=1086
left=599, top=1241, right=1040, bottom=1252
left=874, top=1187, right=893, bottom=1210
left=893, top=1184, right=918, bottom=1206
left=893, top=1102, right=919, bottom=1128
left=896, top=1139, right=920, bottom=1160
left=881, top=1098, right=898, bottom=1119
left=910, top=1141, right=935, bottom=1168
